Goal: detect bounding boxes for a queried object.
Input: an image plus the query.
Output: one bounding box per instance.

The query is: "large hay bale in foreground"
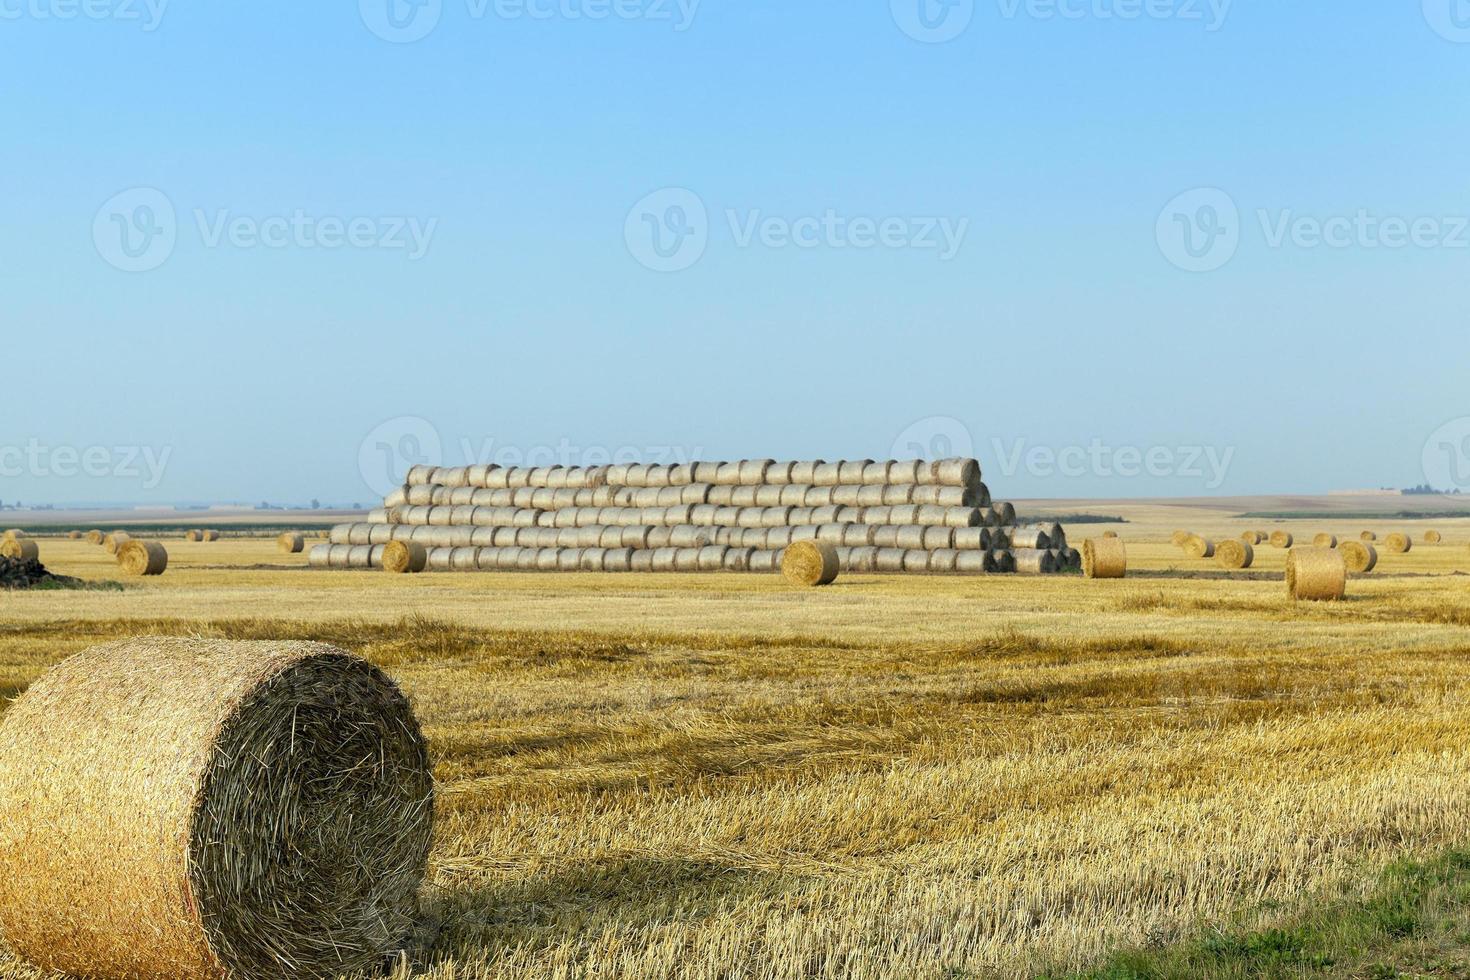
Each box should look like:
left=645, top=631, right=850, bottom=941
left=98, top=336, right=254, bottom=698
left=1384, top=533, right=1413, bottom=554
left=1425, top=530, right=1443, bottom=544
left=0, top=539, right=39, bottom=562
left=781, top=540, right=839, bottom=587
left=1270, top=531, right=1294, bottom=549
left=0, top=638, right=433, bottom=980
left=1183, top=535, right=1215, bottom=559
left=1081, top=537, right=1126, bottom=579
left=1339, top=540, right=1379, bottom=573
left=276, top=532, right=305, bottom=554
left=116, top=541, right=168, bottom=577
left=1312, top=533, right=1338, bottom=549
left=1287, top=547, right=1347, bottom=602
left=1215, top=539, right=1254, bottom=570
left=382, top=540, right=429, bottom=575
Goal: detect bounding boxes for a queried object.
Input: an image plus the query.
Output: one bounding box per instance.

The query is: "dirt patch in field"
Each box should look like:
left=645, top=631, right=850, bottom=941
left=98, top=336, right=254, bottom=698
left=0, top=556, right=87, bottom=591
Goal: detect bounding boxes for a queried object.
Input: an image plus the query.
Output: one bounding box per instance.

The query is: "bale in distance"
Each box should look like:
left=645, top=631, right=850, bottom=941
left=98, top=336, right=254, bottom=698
left=1170, top=530, right=1192, bottom=547
left=1214, top=539, right=1254, bottom=570
left=1425, top=530, right=1443, bottom=544
left=781, top=539, right=839, bottom=587
left=184, top=530, right=202, bottom=542
left=276, top=532, right=305, bottom=554
left=104, top=533, right=131, bottom=555
left=1082, top=537, right=1126, bottom=579
left=1240, top=531, right=1264, bottom=545
left=0, top=539, right=39, bottom=562
left=1339, top=540, right=1379, bottom=573
left=0, top=638, right=433, bottom=980
left=1101, top=530, right=1119, bottom=539
left=1287, top=547, right=1347, bottom=602
left=200, top=530, right=221, bottom=542
left=1384, top=533, right=1413, bottom=554
left=67, top=531, right=82, bottom=540
left=1360, top=531, right=1377, bottom=542
left=116, top=540, right=168, bottom=577
left=382, top=540, right=429, bottom=575
left=1183, top=535, right=1215, bottom=559
left=1313, top=533, right=1339, bottom=549
left=85, top=530, right=105, bottom=545
left=1270, top=531, right=1294, bottom=549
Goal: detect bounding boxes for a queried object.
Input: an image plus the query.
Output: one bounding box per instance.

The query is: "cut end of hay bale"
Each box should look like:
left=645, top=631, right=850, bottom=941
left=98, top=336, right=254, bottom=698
left=1425, top=530, right=1443, bottom=544
left=1339, top=541, right=1378, bottom=574
left=1101, top=530, right=1119, bottom=539
left=1360, top=531, right=1377, bottom=542
left=104, top=533, right=131, bottom=555
left=2, top=529, right=26, bottom=543
left=276, top=532, right=306, bottom=554
left=184, top=530, right=202, bottom=542
left=85, top=530, right=104, bottom=545
left=382, top=540, right=429, bottom=575
left=1240, top=531, right=1264, bottom=545
left=1170, top=531, right=1191, bottom=548
left=0, top=638, right=434, bottom=980
left=0, top=539, right=39, bottom=562
left=66, top=531, right=82, bottom=540
left=1269, top=531, right=1294, bottom=549
left=116, top=540, right=168, bottom=577
left=1215, top=539, right=1254, bottom=570
left=1384, top=532, right=1413, bottom=554
left=1183, top=535, right=1215, bottom=560
left=1081, top=537, right=1126, bottom=579
left=1312, top=533, right=1338, bottom=549
left=1286, top=547, right=1347, bottom=602
left=781, top=539, right=839, bottom=587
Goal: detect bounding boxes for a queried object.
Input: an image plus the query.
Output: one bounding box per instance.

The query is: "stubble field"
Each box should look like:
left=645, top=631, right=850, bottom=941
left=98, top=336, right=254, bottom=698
left=3, top=499, right=1470, bottom=978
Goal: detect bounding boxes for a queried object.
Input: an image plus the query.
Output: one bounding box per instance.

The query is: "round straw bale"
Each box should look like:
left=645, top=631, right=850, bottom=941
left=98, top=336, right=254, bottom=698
left=307, top=544, right=330, bottom=567
left=721, top=548, right=754, bottom=572
left=1269, top=531, right=1294, bottom=549
left=1214, top=539, right=1254, bottom=570
left=836, top=460, right=871, bottom=485
left=553, top=549, right=581, bottom=572
left=630, top=549, right=655, bottom=573
left=1100, top=530, right=1119, bottom=539
left=105, top=533, right=132, bottom=555
left=1013, top=550, right=1054, bottom=575
left=887, top=460, right=923, bottom=484
left=870, top=526, right=900, bottom=548
left=650, top=548, right=678, bottom=572
left=993, top=502, right=1017, bottom=526
left=276, top=533, right=306, bottom=554
left=954, top=551, right=988, bottom=574
left=0, top=638, right=432, bottom=980
left=673, top=548, right=703, bottom=572
left=765, top=527, right=795, bottom=549
left=1240, top=531, right=1262, bottom=545
left=900, top=550, right=929, bottom=573
left=1170, top=531, right=1192, bottom=547
left=67, top=530, right=82, bottom=540
left=449, top=547, right=478, bottom=571
left=578, top=548, right=607, bottom=572
left=603, top=548, right=634, bottom=572
left=811, top=463, right=842, bottom=487
left=765, top=461, right=796, bottom=485
left=989, top=550, right=1017, bottom=573
left=841, top=524, right=875, bottom=547
left=1384, top=533, right=1413, bottom=554
left=1010, top=527, right=1049, bottom=550
left=689, top=462, right=722, bottom=484
left=953, top=527, right=990, bottom=551
left=1183, top=535, right=1215, bottom=559
left=928, top=548, right=959, bottom=573
left=1287, top=547, right=1347, bottom=602
left=2, top=529, right=26, bottom=543
left=1082, top=537, right=1127, bottom=579
left=1361, top=531, right=1377, bottom=542
left=1339, top=540, right=1379, bottom=573
left=1313, top=533, right=1338, bottom=549
left=116, top=540, right=167, bottom=576
left=382, top=540, right=429, bottom=574
left=861, top=461, right=892, bottom=484
left=894, top=525, right=926, bottom=550
left=712, top=463, right=742, bottom=486
left=1425, top=530, right=1443, bottom=544
left=0, top=539, right=39, bottom=561
left=738, top=459, right=773, bottom=485
left=782, top=540, right=839, bottom=587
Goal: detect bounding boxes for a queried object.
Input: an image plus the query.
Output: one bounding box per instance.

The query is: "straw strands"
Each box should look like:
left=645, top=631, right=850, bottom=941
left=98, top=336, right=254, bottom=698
left=1081, top=537, right=1126, bottom=578
left=382, top=541, right=429, bottom=575
left=1214, top=539, right=1254, bottom=570
left=0, top=638, right=433, bottom=980
left=0, top=539, right=39, bottom=562
left=1182, top=536, right=1216, bottom=560
left=1384, top=533, right=1413, bottom=554
left=1270, top=531, right=1294, bottom=549
left=1313, top=533, right=1339, bottom=548
left=1339, top=540, right=1379, bottom=573
left=277, top=532, right=306, bottom=554
left=782, top=540, right=840, bottom=587
left=1287, top=547, right=1347, bottom=601
left=116, top=541, right=168, bottom=576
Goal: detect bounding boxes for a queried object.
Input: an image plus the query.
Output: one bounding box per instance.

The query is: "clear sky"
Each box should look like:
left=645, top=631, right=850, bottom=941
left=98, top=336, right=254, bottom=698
left=3, top=1, right=1468, bottom=505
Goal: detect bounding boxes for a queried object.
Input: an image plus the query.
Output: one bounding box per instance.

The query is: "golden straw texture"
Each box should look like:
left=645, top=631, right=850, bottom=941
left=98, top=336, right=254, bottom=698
left=1240, top=531, right=1263, bottom=545
left=781, top=539, right=840, bottom=587
left=1313, top=533, right=1338, bottom=548
left=0, top=638, right=433, bottom=980
left=276, top=533, right=305, bottom=554
left=1286, top=547, right=1347, bottom=602
left=1, top=529, right=25, bottom=543
left=0, top=539, right=39, bottom=562
left=383, top=540, right=429, bottom=575
left=1214, top=539, right=1254, bottom=570
left=1361, top=531, right=1377, bottom=542
left=1270, top=531, right=1294, bottom=549
left=116, top=541, right=168, bottom=577
left=1339, top=540, right=1379, bottom=573
left=1182, top=536, right=1215, bottom=559
left=1384, top=533, right=1413, bottom=554
left=1170, top=530, right=1191, bottom=547
left=1425, top=530, right=1443, bottom=544
left=104, top=533, right=130, bottom=555
left=85, top=530, right=104, bottom=545
left=1081, top=537, right=1126, bottom=579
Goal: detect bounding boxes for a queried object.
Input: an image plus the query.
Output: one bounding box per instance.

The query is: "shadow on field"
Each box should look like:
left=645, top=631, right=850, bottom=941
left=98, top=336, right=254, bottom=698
left=426, top=855, right=781, bottom=960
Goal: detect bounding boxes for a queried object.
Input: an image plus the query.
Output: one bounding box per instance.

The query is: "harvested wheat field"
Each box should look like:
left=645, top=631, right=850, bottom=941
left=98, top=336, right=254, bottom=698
left=2, top=497, right=1470, bottom=979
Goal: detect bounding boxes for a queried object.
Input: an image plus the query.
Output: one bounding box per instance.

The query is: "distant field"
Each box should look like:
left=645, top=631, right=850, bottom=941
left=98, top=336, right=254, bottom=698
left=3, top=499, right=1470, bottom=977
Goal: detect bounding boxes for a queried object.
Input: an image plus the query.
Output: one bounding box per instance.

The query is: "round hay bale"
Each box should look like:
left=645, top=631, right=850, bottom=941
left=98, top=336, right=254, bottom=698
left=861, top=462, right=892, bottom=484
left=1, top=529, right=25, bottom=543
left=1170, top=531, right=1192, bottom=547
left=67, top=531, right=82, bottom=540
left=650, top=548, right=678, bottom=572
left=1269, top=531, right=1294, bottom=549
left=1082, top=537, right=1127, bottom=579
left=1214, top=539, right=1254, bottom=570
left=1239, top=531, right=1262, bottom=545
left=1425, top=530, right=1443, bottom=544
left=382, top=540, right=429, bottom=574
left=1102, top=530, right=1120, bottom=539
left=929, top=458, right=981, bottom=487
left=201, top=530, right=220, bottom=543
left=1313, top=533, right=1338, bottom=549
left=1183, top=536, right=1215, bottom=559
left=781, top=540, right=839, bottom=587
left=844, top=546, right=879, bottom=573
left=630, top=549, right=656, bottom=573
left=874, top=548, right=906, bottom=573
left=1287, top=547, right=1348, bottom=602
left=1013, top=550, right=1054, bottom=575
left=927, top=548, right=959, bottom=573
left=0, top=638, right=432, bottom=980
left=1339, top=541, right=1379, bottom=573
left=954, top=551, right=988, bottom=574
left=811, top=463, right=842, bottom=487
left=836, top=460, right=871, bottom=485
left=1384, top=533, right=1413, bottom=554
left=673, top=548, right=703, bottom=572
left=579, top=548, right=607, bottom=573
left=738, top=459, right=773, bottom=485
left=764, top=461, right=797, bottom=486
left=894, top=526, right=926, bottom=550
left=534, top=549, right=560, bottom=572
left=116, top=541, right=168, bottom=576
left=953, top=527, right=990, bottom=551
left=1361, top=531, right=1377, bottom=542
left=0, top=539, right=39, bottom=562
left=84, top=529, right=104, bottom=546
left=104, top=533, right=132, bottom=555
left=276, top=533, right=305, bottom=554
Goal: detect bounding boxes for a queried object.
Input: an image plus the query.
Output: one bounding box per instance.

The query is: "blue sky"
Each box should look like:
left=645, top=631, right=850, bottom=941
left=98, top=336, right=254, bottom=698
left=3, top=1, right=1468, bottom=505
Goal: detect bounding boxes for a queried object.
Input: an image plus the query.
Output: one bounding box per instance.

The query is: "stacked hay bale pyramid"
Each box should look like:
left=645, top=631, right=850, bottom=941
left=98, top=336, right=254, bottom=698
left=314, top=457, right=1076, bottom=575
